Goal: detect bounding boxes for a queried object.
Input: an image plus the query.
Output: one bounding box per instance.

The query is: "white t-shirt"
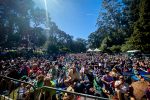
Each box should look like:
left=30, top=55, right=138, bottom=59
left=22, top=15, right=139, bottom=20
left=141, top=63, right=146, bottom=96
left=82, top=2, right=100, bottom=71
left=115, top=80, right=129, bottom=93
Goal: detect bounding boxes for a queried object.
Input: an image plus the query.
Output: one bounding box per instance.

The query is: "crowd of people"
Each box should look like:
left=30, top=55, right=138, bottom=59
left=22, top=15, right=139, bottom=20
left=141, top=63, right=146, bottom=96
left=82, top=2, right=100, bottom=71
left=0, top=53, right=150, bottom=100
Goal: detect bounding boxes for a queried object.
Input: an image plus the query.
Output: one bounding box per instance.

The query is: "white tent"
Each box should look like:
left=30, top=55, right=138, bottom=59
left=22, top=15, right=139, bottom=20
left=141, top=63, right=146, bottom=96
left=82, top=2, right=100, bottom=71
left=94, top=48, right=101, bottom=52
left=87, top=48, right=93, bottom=52
left=127, top=50, right=141, bottom=53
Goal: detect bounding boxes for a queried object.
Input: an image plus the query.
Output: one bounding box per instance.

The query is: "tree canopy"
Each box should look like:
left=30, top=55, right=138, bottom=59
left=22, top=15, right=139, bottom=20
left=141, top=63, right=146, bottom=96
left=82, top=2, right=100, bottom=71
left=0, top=0, right=149, bottom=54
left=88, top=0, right=150, bottom=53
left=0, top=0, right=87, bottom=54
left=122, top=0, right=150, bottom=53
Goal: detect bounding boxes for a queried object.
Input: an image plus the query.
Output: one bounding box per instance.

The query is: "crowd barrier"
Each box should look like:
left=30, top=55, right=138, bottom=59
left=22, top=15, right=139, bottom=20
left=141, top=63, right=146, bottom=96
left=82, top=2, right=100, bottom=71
left=0, top=75, right=35, bottom=100
left=0, top=75, right=109, bottom=100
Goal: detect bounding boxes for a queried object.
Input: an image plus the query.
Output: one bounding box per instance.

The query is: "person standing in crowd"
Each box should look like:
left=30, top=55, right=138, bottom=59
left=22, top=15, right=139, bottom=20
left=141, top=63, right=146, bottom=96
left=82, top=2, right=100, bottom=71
left=145, top=82, right=150, bottom=100
left=63, top=81, right=75, bottom=100
left=101, top=70, right=114, bottom=95
left=64, top=65, right=80, bottom=85
left=39, top=77, right=56, bottom=100
left=0, top=53, right=150, bottom=100
left=114, top=76, right=129, bottom=100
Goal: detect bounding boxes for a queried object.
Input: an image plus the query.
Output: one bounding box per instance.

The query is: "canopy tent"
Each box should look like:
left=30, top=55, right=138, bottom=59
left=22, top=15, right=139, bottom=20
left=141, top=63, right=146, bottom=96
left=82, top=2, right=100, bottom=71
left=127, top=50, right=141, bottom=53
left=94, top=48, right=101, bottom=52
left=87, top=48, right=93, bottom=52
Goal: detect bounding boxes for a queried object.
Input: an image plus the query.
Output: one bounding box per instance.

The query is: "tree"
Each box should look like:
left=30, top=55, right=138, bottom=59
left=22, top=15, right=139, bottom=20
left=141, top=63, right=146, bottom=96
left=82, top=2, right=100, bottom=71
left=110, top=45, right=121, bottom=53
left=0, top=0, right=34, bottom=48
left=122, top=0, right=140, bottom=37
left=100, top=36, right=111, bottom=51
left=122, top=0, right=150, bottom=53
left=0, top=0, right=88, bottom=54
left=88, top=0, right=143, bottom=53
left=73, top=38, right=87, bottom=53
left=88, top=31, right=103, bottom=48
left=31, top=8, right=47, bottom=27
left=88, top=0, right=127, bottom=51
left=97, top=0, right=126, bottom=41
left=30, top=27, right=47, bottom=47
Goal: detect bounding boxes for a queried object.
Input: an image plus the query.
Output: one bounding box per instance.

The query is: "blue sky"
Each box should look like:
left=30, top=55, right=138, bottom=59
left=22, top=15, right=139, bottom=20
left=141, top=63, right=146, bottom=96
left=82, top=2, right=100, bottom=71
left=33, top=0, right=102, bottom=39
